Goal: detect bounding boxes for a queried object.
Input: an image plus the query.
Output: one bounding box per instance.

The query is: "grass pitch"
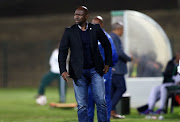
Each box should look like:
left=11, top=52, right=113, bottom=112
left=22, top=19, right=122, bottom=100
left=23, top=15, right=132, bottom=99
left=0, top=87, right=180, bottom=122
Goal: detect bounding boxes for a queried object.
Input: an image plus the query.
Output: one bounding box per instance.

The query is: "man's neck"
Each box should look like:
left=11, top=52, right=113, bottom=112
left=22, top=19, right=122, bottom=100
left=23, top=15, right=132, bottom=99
left=78, top=22, right=88, bottom=31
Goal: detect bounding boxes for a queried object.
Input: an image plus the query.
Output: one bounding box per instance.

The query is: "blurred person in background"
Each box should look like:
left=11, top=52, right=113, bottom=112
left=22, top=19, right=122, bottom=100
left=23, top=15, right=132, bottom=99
left=36, top=45, right=66, bottom=104
left=138, top=50, right=180, bottom=115
left=88, top=16, right=118, bottom=122
left=109, top=22, right=132, bottom=118
left=137, top=52, right=163, bottom=77
left=58, top=6, right=112, bottom=122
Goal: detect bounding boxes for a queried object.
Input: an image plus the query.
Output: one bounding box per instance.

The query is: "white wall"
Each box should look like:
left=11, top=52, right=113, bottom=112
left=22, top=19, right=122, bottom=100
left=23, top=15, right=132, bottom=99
left=125, top=77, right=163, bottom=108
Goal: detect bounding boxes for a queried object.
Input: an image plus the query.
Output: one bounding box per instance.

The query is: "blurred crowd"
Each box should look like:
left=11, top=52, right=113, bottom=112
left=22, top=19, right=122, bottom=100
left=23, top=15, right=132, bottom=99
left=129, top=52, right=163, bottom=77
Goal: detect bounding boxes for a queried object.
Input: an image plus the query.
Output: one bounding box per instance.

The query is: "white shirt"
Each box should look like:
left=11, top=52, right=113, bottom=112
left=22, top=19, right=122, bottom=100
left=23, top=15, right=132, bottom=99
left=178, top=60, right=180, bottom=74
left=78, top=22, right=89, bottom=31
left=172, top=74, right=180, bottom=84
left=49, top=49, right=59, bottom=74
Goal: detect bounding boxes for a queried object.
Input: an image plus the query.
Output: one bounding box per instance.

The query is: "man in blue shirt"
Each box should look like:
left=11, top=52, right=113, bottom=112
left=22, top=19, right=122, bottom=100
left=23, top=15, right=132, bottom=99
left=110, top=22, right=132, bottom=118
left=88, top=16, right=118, bottom=122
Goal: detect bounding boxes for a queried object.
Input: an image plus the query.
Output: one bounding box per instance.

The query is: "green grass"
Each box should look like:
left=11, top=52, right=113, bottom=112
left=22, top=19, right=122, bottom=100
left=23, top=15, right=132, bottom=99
left=0, top=87, right=180, bottom=122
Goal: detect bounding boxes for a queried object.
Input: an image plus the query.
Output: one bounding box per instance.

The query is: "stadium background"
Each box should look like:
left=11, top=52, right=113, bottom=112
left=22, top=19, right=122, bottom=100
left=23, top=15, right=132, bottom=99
left=0, top=0, right=179, bottom=87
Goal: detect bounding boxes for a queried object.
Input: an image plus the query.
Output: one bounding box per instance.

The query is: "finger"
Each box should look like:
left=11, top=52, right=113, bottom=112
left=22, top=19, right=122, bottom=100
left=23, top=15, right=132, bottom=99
left=63, top=75, right=69, bottom=82
left=62, top=75, right=67, bottom=81
left=66, top=75, right=70, bottom=82
left=63, top=77, right=68, bottom=82
left=63, top=77, right=67, bottom=81
left=65, top=77, right=69, bottom=82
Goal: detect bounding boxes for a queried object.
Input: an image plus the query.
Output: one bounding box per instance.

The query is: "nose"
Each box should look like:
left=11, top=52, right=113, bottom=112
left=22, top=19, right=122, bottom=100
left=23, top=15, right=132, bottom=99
left=74, top=15, right=79, bottom=19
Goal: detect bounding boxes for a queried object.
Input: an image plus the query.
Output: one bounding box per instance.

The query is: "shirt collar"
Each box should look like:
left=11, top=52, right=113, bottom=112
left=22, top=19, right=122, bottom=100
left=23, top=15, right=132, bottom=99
left=78, top=22, right=88, bottom=31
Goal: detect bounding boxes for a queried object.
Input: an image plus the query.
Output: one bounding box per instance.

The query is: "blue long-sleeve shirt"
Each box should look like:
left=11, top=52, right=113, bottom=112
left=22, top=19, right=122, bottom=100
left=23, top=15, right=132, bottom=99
left=109, top=32, right=131, bottom=75
left=98, top=30, right=118, bottom=66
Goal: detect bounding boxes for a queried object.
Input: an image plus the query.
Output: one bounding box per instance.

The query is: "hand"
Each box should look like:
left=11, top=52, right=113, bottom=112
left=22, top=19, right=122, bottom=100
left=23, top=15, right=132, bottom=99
left=112, top=68, right=116, bottom=71
left=103, top=65, right=109, bottom=74
left=131, top=56, right=133, bottom=61
left=129, top=53, right=133, bottom=61
left=61, top=72, right=69, bottom=82
left=130, top=55, right=133, bottom=61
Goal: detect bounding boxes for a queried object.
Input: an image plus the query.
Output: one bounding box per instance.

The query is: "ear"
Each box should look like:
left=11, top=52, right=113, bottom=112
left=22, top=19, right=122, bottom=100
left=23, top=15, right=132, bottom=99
left=85, top=14, right=89, bottom=20
left=101, top=23, right=104, bottom=28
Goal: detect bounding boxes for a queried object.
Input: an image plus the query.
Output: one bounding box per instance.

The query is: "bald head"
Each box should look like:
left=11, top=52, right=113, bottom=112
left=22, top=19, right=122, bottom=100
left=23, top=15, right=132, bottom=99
left=92, top=16, right=103, bottom=27
left=112, top=22, right=123, bottom=30
left=76, top=6, right=89, bottom=15
left=111, top=22, right=124, bottom=36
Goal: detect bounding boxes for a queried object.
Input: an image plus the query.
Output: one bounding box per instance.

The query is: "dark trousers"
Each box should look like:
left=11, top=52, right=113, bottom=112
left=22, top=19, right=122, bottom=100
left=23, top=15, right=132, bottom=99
left=38, top=71, right=60, bottom=95
left=111, top=74, right=126, bottom=110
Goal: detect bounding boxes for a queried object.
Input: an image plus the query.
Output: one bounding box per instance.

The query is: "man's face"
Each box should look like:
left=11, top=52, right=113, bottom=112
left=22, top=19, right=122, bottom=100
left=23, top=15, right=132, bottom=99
left=74, top=9, right=87, bottom=25
left=117, top=28, right=124, bottom=36
left=92, top=19, right=103, bottom=27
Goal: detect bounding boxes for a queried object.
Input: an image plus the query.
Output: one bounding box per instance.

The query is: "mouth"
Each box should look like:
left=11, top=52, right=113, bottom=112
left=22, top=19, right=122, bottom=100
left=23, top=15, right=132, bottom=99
left=75, top=20, right=79, bottom=23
